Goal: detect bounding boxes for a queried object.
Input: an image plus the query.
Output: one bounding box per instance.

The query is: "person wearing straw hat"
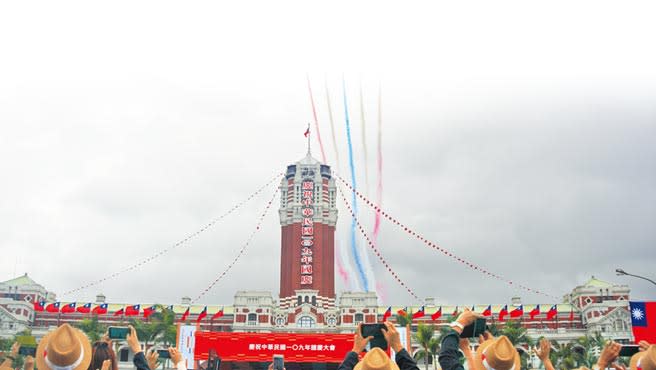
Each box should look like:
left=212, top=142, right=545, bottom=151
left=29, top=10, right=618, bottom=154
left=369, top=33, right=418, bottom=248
left=337, top=322, right=419, bottom=370
left=631, top=344, right=656, bottom=370
left=35, top=323, right=93, bottom=370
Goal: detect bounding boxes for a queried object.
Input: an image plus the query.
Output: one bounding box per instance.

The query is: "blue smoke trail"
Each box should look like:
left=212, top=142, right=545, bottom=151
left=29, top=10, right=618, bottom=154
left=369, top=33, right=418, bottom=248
left=342, top=78, right=369, bottom=291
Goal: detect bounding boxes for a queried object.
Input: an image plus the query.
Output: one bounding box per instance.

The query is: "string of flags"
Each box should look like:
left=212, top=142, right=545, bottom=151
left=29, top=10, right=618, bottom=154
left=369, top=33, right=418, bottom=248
left=61, top=172, right=283, bottom=297
left=33, top=301, right=227, bottom=322
left=335, top=175, right=558, bottom=300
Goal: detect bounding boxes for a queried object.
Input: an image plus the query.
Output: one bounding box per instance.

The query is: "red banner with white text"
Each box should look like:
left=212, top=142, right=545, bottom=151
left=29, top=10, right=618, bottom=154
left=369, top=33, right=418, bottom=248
left=194, top=332, right=354, bottom=363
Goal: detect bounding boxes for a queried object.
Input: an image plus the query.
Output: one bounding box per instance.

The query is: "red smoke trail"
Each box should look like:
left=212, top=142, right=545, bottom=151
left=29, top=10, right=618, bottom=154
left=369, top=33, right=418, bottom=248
left=306, top=75, right=327, bottom=163
left=372, top=84, right=383, bottom=239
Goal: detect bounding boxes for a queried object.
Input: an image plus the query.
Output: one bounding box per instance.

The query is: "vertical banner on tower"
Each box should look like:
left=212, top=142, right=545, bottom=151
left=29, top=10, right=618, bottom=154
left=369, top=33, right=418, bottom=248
left=178, top=325, right=197, bottom=370
left=301, top=180, right=314, bottom=285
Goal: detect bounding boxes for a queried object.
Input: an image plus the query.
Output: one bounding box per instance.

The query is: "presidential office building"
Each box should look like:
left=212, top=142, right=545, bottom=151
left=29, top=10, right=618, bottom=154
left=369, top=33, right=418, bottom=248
left=0, top=154, right=636, bottom=357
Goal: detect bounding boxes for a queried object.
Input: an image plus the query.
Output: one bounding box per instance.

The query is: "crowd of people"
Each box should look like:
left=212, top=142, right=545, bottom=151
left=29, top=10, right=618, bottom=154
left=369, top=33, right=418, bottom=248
left=0, top=312, right=654, bottom=370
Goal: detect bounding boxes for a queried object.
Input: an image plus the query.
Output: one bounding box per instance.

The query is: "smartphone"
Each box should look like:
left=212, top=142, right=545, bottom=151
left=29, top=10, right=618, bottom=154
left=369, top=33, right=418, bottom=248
left=619, top=345, right=640, bottom=357
left=460, top=318, right=487, bottom=338
left=361, top=323, right=388, bottom=351
left=157, top=349, right=171, bottom=359
left=19, top=347, right=37, bottom=356
left=108, top=326, right=130, bottom=340
left=273, top=355, right=284, bottom=370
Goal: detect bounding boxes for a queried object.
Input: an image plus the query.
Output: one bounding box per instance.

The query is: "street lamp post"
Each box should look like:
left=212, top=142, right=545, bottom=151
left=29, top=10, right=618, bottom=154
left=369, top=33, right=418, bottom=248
left=615, top=268, right=656, bottom=286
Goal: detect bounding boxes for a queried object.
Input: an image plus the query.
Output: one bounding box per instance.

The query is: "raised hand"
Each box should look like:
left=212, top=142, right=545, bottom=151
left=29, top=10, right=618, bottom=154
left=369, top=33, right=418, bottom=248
left=382, top=321, right=403, bottom=353
left=147, top=350, right=160, bottom=370
left=100, top=359, right=112, bottom=370
left=597, top=341, right=622, bottom=369
left=127, top=325, right=142, bottom=354
left=352, top=323, right=373, bottom=353
left=169, top=347, right=183, bottom=365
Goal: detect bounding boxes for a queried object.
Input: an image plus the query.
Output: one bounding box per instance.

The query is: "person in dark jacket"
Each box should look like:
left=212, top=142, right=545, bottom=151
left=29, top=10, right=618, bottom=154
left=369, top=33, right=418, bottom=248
left=337, top=321, right=419, bottom=370
left=438, top=308, right=480, bottom=370
left=127, top=325, right=155, bottom=370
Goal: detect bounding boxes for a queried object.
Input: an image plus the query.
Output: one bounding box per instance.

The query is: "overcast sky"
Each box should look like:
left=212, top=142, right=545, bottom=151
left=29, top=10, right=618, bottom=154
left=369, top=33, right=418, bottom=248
left=1, top=1, right=655, bottom=307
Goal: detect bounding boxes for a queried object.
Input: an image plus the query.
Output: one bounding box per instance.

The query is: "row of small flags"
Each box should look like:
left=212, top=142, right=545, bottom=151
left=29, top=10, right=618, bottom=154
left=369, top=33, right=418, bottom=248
left=33, top=302, right=224, bottom=323
left=383, top=304, right=574, bottom=322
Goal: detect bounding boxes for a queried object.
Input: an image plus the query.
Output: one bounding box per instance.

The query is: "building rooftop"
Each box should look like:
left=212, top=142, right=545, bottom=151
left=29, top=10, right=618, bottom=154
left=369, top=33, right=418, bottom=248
left=0, top=273, right=40, bottom=287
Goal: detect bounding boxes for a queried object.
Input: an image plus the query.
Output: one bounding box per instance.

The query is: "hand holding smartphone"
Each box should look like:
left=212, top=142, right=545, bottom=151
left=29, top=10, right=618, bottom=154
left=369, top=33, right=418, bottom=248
left=459, top=318, right=487, bottom=338
left=108, top=327, right=130, bottom=340
left=361, top=323, right=388, bottom=351
left=273, top=355, right=284, bottom=370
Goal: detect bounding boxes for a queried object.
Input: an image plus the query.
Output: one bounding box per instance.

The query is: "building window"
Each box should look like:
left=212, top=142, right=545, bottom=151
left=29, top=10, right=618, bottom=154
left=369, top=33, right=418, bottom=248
left=297, top=316, right=315, bottom=328
left=355, top=313, right=364, bottom=324
left=247, top=297, right=259, bottom=305
left=247, top=313, right=257, bottom=326
left=297, top=296, right=302, bottom=306
left=305, top=296, right=310, bottom=304
left=312, top=296, right=317, bottom=306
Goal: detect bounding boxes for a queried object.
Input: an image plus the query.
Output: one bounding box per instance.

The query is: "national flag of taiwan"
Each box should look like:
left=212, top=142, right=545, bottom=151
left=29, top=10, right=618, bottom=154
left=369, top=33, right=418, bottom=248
left=510, top=305, right=524, bottom=318
left=431, top=307, right=442, bottom=321
left=529, top=305, right=540, bottom=320
left=629, top=301, right=656, bottom=343
left=482, top=305, right=492, bottom=317
left=304, top=127, right=310, bottom=137
left=77, top=303, right=92, bottom=314
left=546, top=305, right=558, bottom=320
left=143, top=306, right=157, bottom=318
left=61, top=302, right=77, bottom=314
left=382, top=307, right=392, bottom=322
left=211, top=307, right=224, bottom=320
left=166, top=305, right=174, bottom=312
left=197, top=307, right=208, bottom=323
left=113, top=308, right=125, bottom=316
left=125, top=305, right=140, bottom=316
left=452, top=306, right=459, bottom=317
left=92, top=303, right=108, bottom=315
left=498, top=305, right=508, bottom=321
left=181, top=307, right=190, bottom=321
left=412, top=306, right=425, bottom=319
left=33, top=301, right=46, bottom=312
left=471, top=305, right=476, bottom=313
left=397, top=307, right=408, bottom=317
left=46, top=302, right=61, bottom=313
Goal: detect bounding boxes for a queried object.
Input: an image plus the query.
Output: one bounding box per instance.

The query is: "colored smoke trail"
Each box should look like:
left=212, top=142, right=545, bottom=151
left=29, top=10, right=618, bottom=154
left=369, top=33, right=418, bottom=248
left=342, top=77, right=369, bottom=292
left=373, top=84, right=383, bottom=239
left=335, top=240, right=351, bottom=288
left=306, top=75, right=327, bottom=163
left=324, top=79, right=341, bottom=172
left=359, top=81, right=370, bottom=192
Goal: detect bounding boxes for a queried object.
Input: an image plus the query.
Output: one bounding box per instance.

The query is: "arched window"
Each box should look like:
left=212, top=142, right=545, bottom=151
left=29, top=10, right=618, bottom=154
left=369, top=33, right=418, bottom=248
left=297, top=316, right=315, bottom=328
left=305, top=296, right=310, bottom=303
left=297, top=296, right=302, bottom=306
left=355, top=313, right=364, bottom=324
left=312, top=296, right=317, bottom=306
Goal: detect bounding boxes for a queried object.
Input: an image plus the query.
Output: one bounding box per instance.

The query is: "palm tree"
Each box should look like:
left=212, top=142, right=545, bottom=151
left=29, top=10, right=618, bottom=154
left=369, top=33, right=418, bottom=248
left=76, top=315, right=106, bottom=342
left=129, top=304, right=177, bottom=349
left=414, top=323, right=435, bottom=370
left=551, top=342, right=578, bottom=370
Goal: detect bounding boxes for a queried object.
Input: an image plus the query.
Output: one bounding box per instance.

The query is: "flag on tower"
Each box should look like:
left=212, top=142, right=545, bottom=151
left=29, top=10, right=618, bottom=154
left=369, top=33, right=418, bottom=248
left=92, top=303, right=108, bottom=315
left=412, top=306, right=425, bottom=319
left=397, top=307, right=408, bottom=317
left=61, top=303, right=77, bottom=314
left=211, top=307, right=225, bottom=320
left=482, top=305, right=492, bottom=317
left=382, top=307, right=392, bottom=322
left=197, top=307, right=208, bottom=323
left=546, top=305, right=558, bottom=320
left=498, top=305, right=508, bottom=321
left=529, top=305, right=540, bottom=320
left=431, top=307, right=443, bottom=321
left=143, top=306, right=157, bottom=318
left=510, top=305, right=524, bottom=318
left=33, top=301, right=46, bottom=312
left=77, top=303, right=92, bottom=314
left=629, top=301, right=656, bottom=343
left=181, top=307, right=190, bottom=321
left=46, top=302, right=61, bottom=313
left=304, top=127, right=310, bottom=137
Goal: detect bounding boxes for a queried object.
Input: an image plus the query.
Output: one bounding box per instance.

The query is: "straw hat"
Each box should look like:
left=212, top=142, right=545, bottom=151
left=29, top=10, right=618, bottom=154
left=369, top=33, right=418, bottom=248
left=36, top=324, right=92, bottom=370
left=354, top=348, right=400, bottom=370
left=474, top=336, right=521, bottom=370
left=630, top=345, right=656, bottom=370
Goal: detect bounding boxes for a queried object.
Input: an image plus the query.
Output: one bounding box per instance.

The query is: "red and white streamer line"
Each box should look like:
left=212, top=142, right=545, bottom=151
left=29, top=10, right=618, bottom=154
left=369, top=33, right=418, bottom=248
left=62, top=173, right=283, bottom=297
left=193, top=187, right=280, bottom=303
left=337, top=185, right=423, bottom=302
left=336, top=175, right=558, bottom=300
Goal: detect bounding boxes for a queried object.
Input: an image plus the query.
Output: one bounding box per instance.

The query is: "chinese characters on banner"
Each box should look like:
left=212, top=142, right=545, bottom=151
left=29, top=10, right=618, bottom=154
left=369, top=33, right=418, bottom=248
left=301, top=180, right=314, bottom=285
left=194, top=332, right=354, bottom=362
